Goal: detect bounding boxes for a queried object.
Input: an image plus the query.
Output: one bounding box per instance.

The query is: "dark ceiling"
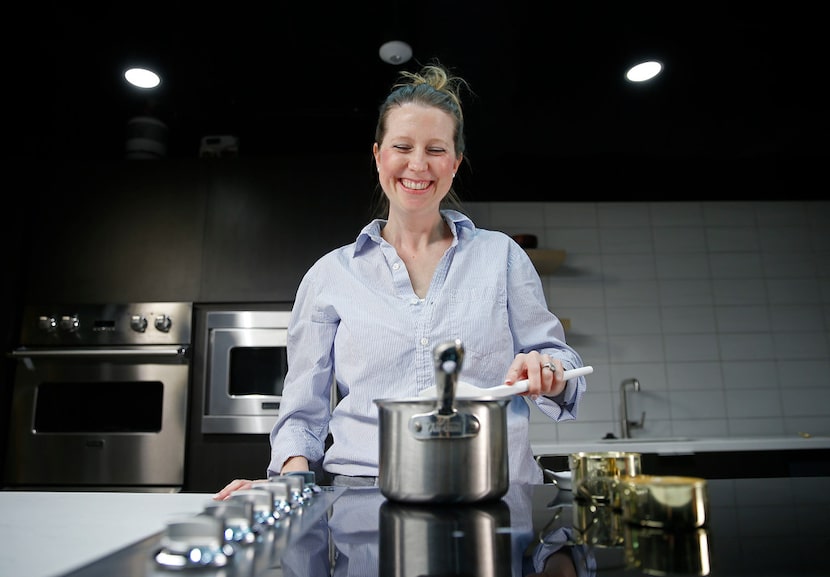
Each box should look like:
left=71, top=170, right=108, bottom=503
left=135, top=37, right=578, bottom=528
left=12, top=2, right=829, bottom=200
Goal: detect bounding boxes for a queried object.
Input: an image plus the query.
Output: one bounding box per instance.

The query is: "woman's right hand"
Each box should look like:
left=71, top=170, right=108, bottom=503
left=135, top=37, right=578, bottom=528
left=213, top=478, right=264, bottom=501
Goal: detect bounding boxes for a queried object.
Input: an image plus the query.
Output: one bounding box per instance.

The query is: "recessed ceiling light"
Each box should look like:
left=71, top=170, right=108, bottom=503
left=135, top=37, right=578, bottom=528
left=625, top=60, right=663, bottom=82
left=124, top=67, right=161, bottom=89
left=379, top=40, right=412, bottom=65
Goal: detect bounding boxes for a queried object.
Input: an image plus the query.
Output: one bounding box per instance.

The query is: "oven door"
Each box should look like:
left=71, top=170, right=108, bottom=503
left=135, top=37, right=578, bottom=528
left=203, top=327, right=288, bottom=434
left=4, top=348, right=189, bottom=490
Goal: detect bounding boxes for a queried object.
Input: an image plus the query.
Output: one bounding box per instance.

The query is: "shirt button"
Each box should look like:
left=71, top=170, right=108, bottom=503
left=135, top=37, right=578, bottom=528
left=411, top=298, right=420, bottom=305
left=392, top=262, right=401, bottom=271
left=420, top=337, right=429, bottom=346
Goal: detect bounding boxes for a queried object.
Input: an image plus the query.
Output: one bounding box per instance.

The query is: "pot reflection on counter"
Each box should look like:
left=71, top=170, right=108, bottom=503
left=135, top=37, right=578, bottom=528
left=624, top=525, right=712, bottom=576
left=379, top=500, right=513, bottom=577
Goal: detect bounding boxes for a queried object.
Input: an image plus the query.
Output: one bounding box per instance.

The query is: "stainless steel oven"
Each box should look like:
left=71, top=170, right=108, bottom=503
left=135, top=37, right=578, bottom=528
left=196, top=305, right=292, bottom=435
left=4, top=302, right=192, bottom=491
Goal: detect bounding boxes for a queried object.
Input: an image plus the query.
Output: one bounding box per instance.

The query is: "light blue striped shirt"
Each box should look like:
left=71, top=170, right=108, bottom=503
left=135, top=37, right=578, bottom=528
left=268, top=210, right=586, bottom=483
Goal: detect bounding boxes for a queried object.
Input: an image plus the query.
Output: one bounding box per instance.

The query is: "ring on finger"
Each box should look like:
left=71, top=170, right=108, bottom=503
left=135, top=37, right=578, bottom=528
left=542, top=362, right=556, bottom=372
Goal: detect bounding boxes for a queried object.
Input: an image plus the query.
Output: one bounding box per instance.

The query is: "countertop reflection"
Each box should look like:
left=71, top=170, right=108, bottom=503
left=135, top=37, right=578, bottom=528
left=280, top=476, right=830, bottom=577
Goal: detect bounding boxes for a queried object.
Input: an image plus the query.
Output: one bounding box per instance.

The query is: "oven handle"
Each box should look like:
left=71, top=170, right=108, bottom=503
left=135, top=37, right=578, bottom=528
left=10, top=346, right=190, bottom=359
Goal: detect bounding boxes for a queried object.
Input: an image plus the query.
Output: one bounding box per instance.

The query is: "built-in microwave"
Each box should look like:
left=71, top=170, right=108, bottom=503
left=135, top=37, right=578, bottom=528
left=197, top=306, right=292, bottom=434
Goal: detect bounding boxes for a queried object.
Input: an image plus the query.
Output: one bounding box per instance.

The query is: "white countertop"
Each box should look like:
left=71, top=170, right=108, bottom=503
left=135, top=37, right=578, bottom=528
left=531, top=434, right=830, bottom=457
left=0, top=491, right=214, bottom=577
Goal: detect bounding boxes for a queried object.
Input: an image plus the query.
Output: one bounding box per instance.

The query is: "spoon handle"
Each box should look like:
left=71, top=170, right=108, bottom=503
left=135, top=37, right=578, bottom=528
left=462, top=366, right=594, bottom=398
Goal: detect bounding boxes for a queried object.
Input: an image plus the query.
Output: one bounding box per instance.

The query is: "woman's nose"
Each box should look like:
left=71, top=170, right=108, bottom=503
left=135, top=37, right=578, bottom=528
left=408, top=154, right=427, bottom=171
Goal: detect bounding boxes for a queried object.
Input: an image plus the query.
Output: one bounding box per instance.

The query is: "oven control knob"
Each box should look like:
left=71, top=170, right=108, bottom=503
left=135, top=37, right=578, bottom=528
left=59, top=314, right=80, bottom=333
left=130, top=314, right=148, bottom=332
left=38, top=315, right=57, bottom=333
left=154, top=314, right=172, bottom=332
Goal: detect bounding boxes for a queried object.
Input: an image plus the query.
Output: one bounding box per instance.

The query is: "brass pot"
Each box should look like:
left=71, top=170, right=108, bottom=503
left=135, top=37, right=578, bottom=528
left=542, top=500, right=625, bottom=548
left=618, top=475, right=709, bottom=529
left=569, top=451, right=642, bottom=506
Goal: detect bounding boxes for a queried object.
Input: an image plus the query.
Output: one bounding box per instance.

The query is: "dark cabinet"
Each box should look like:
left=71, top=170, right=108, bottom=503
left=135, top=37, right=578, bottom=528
left=198, top=154, right=372, bottom=302
left=23, top=160, right=207, bottom=304
left=20, top=154, right=374, bottom=305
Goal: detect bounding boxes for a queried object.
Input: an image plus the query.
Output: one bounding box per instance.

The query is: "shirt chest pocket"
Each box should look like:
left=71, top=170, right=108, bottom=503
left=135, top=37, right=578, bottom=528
left=448, top=287, right=510, bottom=364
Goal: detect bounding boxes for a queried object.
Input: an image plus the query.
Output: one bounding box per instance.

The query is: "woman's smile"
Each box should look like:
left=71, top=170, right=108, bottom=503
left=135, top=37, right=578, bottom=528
left=400, top=178, right=432, bottom=191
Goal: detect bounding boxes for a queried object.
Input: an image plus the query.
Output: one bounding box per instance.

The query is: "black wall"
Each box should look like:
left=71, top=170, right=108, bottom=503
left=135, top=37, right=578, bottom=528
left=2, top=153, right=374, bottom=489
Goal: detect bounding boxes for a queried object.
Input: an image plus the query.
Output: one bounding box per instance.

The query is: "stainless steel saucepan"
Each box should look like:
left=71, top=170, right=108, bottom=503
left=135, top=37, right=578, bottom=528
left=374, top=339, right=510, bottom=503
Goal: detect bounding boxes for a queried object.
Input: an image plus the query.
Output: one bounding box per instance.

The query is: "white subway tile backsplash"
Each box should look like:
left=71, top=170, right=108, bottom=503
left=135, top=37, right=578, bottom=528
left=544, top=202, right=598, bottom=227
left=664, top=333, right=721, bottom=361
left=604, top=279, right=660, bottom=307
left=757, top=226, right=813, bottom=253
left=776, top=359, right=830, bottom=388
left=546, top=277, right=605, bottom=307
left=658, top=279, right=714, bottom=306
left=607, top=307, right=660, bottom=335
left=756, top=202, right=808, bottom=226
left=761, top=252, right=818, bottom=278
left=784, top=416, right=830, bottom=436
left=702, top=202, right=757, bottom=226
left=669, top=390, right=728, bottom=419
left=665, top=361, right=724, bottom=390
left=712, top=278, right=768, bottom=306
left=599, top=228, right=655, bottom=254
left=488, top=202, right=546, bottom=227
left=607, top=362, right=669, bottom=392
left=608, top=334, right=665, bottom=363
left=768, top=305, right=825, bottom=331
left=597, top=203, right=651, bottom=227
left=649, top=202, right=704, bottom=226
left=766, top=278, right=822, bottom=304
left=708, top=253, right=764, bottom=278
left=715, top=305, right=771, bottom=332
left=600, top=253, right=657, bottom=280
left=727, top=417, right=786, bottom=436
left=721, top=360, right=778, bottom=389
left=559, top=307, right=608, bottom=336
left=672, top=418, right=729, bottom=438
left=705, top=227, right=760, bottom=252
left=781, top=387, right=830, bottom=416
left=655, top=253, right=710, bottom=278
left=653, top=228, right=707, bottom=253
left=771, top=331, right=829, bottom=360
left=718, top=333, right=775, bottom=360
left=725, top=389, right=783, bottom=418
left=661, top=306, right=717, bottom=333
left=545, top=228, right=601, bottom=253
left=465, top=200, right=830, bottom=444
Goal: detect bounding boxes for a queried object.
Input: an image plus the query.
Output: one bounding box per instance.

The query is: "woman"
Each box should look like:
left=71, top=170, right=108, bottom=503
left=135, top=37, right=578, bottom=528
left=215, top=62, right=586, bottom=499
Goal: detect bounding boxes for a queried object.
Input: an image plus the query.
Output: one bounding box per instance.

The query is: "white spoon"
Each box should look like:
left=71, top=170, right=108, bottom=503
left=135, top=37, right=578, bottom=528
left=418, top=366, right=594, bottom=399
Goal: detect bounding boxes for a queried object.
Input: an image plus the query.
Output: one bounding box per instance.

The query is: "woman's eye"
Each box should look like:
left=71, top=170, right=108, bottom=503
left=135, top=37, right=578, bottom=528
left=428, top=147, right=446, bottom=154
left=392, top=144, right=411, bottom=152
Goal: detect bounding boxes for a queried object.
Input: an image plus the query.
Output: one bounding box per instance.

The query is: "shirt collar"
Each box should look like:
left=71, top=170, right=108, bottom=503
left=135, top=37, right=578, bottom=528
left=353, top=209, right=475, bottom=256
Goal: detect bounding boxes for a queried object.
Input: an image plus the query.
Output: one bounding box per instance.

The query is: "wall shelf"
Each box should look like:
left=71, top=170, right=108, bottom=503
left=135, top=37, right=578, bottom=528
left=525, top=249, right=566, bottom=275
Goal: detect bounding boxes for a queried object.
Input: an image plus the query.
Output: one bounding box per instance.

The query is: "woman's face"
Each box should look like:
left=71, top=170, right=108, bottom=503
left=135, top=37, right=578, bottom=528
left=373, top=103, right=462, bottom=216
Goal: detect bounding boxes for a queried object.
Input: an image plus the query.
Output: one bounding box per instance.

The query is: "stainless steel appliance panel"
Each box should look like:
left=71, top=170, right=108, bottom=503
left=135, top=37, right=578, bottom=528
left=200, top=309, right=292, bottom=434
left=5, top=302, right=192, bottom=491
left=6, top=357, right=188, bottom=487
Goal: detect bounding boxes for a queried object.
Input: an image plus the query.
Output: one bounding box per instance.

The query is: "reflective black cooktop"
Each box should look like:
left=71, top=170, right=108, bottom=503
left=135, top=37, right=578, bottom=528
left=67, top=476, right=829, bottom=576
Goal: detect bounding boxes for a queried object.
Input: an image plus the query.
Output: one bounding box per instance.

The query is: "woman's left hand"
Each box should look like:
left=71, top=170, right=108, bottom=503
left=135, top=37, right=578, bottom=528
left=503, top=352, right=565, bottom=398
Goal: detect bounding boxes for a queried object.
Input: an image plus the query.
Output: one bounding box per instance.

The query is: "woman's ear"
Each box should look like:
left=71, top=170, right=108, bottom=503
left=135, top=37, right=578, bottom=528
left=372, top=143, right=381, bottom=171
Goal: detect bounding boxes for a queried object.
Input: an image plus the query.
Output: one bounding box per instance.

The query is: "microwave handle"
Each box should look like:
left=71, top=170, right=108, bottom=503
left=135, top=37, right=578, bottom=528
left=10, top=346, right=189, bottom=359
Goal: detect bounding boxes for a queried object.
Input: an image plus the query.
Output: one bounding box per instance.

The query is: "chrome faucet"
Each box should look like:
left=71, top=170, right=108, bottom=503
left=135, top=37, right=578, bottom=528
left=620, top=378, right=646, bottom=438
